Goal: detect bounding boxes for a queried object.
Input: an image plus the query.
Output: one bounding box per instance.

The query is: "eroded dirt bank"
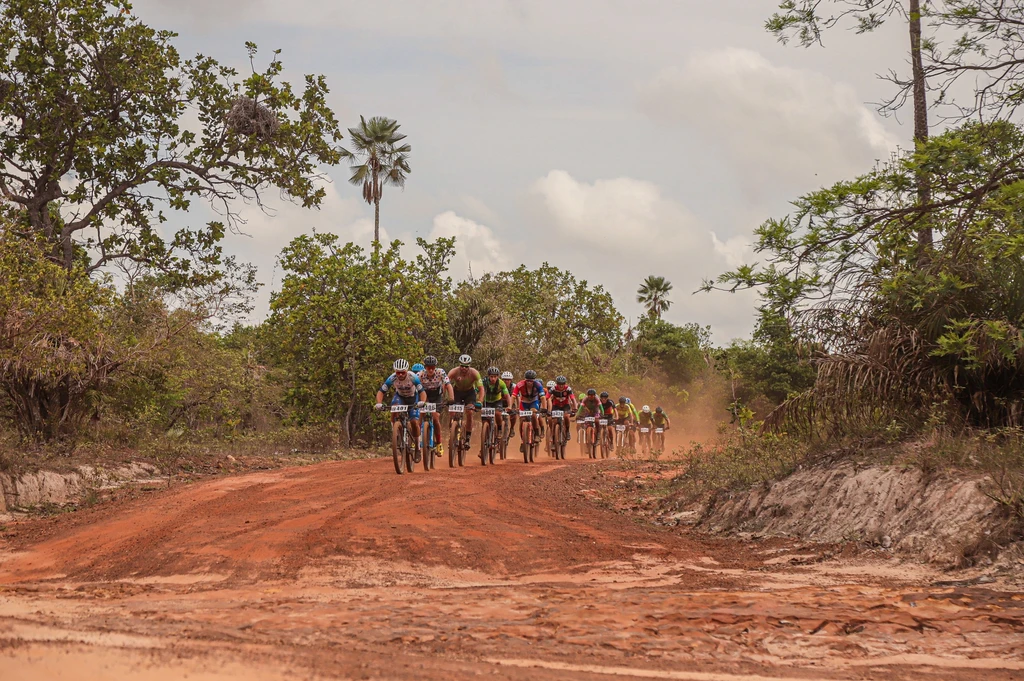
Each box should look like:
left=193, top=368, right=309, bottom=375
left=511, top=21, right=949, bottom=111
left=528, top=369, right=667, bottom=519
left=690, top=461, right=1022, bottom=566
left=1, top=456, right=1022, bottom=680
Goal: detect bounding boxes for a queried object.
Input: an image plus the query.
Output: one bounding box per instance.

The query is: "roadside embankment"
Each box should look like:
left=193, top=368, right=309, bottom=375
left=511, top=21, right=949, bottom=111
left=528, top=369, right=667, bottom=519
left=676, top=461, right=1023, bottom=568
left=0, top=463, right=163, bottom=516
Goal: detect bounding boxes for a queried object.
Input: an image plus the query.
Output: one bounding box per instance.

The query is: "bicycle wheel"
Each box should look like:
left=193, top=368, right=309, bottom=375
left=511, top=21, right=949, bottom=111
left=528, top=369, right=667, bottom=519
left=488, top=424, right=497, bottom=465
left=402, top=426, right=415, bottom=472
left=422, top=420, right=433, bottom=472
left=392, top=421, right=404, bottom=475
left=523, top=421, right=532, bottom=463
left=480, top=421, right=490, bottom=466
left=449, top=418, right=460, bottom=468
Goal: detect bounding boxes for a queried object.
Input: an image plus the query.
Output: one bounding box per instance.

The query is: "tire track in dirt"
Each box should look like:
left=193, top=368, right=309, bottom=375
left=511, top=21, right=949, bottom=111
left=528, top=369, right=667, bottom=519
left=1, top=456, right=1022, bottom=680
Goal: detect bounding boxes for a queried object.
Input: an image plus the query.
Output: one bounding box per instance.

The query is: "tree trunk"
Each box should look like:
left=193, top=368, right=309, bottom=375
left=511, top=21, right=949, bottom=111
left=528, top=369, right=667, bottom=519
left=373, top=198, right=380, bottom=246
left=343, top=358, right=356, bottom=447
left=909, top=0, right=933, bottom=252
left=5, top=374, right=87, bottom=441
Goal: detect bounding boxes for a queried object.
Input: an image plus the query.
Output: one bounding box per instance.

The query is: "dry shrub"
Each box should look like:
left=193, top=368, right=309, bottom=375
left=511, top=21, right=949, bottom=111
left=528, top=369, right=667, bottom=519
left=225, top=96, right=280, bottom=140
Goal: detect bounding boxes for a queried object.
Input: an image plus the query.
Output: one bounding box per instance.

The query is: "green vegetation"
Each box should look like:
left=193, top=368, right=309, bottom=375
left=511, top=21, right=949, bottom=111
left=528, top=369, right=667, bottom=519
left=5, top=0, right=1024, bottom=533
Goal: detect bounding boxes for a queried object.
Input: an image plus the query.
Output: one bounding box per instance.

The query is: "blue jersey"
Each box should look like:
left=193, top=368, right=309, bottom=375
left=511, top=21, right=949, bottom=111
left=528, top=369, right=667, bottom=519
left=381, top=372, right=423, bottom=398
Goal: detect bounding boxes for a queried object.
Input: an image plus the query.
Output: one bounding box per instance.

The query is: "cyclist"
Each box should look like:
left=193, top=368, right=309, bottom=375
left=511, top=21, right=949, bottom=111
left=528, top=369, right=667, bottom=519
left=480, top=366, right=512, bottom=456
left=638, top=404, right=655, bottom=428
left=653, top=406, right=671, bottom=431
left=542, top=380, right=556, bottom=454
left=374, top=359, right=428, bottom=460
left=599, top=391, right=616, bottom=446
left=547, top=376, right=576, bottom=449
left=575, top=388, right=603, bottom=445
left=501, top=371, right=516, bottom=436
left=448, top=354, right=485, bottom=446
left=417, top=356, right=453, bottom=454
left=512, top=369, right=546, bottom=450
left=613, top=396, right=639, bottom=447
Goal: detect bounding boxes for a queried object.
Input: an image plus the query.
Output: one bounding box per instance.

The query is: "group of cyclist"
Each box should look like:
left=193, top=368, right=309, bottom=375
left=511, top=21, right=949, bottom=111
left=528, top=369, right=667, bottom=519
left=374, top=354, right=671, bottom=465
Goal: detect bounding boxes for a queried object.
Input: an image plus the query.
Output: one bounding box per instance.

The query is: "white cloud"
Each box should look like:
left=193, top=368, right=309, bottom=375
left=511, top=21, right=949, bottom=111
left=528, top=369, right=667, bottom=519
left=711, top=232, right=752, bottom=269
left=531, top=170, right=700, bottom=251
left=638, top=48, right=899, bottom=192
left=429, top=211, right=509, bottom=279
left=527, top=170, right=758, bottom=340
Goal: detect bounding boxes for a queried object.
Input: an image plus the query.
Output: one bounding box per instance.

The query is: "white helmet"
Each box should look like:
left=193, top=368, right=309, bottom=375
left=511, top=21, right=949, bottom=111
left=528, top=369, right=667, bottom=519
left=458, top=354, right=472, bottom=366
left=501, top=371, right=513, bottom=380
left=546, top=380, right=555, bottom=389
left=642, top=405, right=651, bottom=413
left=393, top=359, right=410, bottom=371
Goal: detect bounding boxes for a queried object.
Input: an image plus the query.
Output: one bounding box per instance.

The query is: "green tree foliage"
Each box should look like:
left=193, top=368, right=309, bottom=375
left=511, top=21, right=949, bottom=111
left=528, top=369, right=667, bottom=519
left=454, top=263, right=623, bottom=379
left=104, top=323, right=284, bottom=437
left=0, top=234, right=114, bottom=439
left=716, top=312, right=816, bottom=418
left=634, top=318, right=710, bottom=386
left=636, top=276, right=673, bottom=320
left=711, top=121, right=1024, bottom=433
left=0, top=0, right=344, bottom=280
left=0, top=0, right=343, bottom=440
left=268, top=235, right=452, bottom=445
left=345, top=116, right=412, bottom=245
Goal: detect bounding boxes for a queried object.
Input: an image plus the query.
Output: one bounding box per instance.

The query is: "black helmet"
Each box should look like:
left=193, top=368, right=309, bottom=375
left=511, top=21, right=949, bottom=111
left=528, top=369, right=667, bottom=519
left=586, top=388, right=597, bottom=396
left=600, top=391, right=609, bottom=399
left=423, top=355, right=438, bottom=367
left=524, top=369, right=537, bottom=380
left=487, top=366, right=500, bottom=376
left=656, top=406, right=663, bottom=413
left=618, top=396, right=627, bottom=404
left=556, top=375, right=567, bottom=385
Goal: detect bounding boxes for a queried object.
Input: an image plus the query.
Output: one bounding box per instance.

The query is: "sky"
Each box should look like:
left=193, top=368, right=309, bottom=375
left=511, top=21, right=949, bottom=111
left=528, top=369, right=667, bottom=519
left=131, top=0, right=913, bottom=342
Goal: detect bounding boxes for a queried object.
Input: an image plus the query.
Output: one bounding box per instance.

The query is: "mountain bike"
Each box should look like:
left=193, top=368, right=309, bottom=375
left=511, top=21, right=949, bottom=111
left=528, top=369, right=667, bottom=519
left=580, top=415, right=598, bottom=459
left=614, top=422, right=634, bottom=455
left=389, top=403, right=416, bottom=475
left=601, top=415, right=616, bottom=457
left=519, top=409, right=539, bottom=463
left=419, top=402, right=439, bottom=471
left=638, top=425, right=652, bottom=456
left=499, top=409, right=512, bottom=460
left=653, top=426, right=666, bottom=452
left=598, top=417, right=612, bottom=459
left=447, top=404, right=468, bottom=468
left=479, top=406, right=504, bottom=466
left=548, top=409, right=569, bottom=460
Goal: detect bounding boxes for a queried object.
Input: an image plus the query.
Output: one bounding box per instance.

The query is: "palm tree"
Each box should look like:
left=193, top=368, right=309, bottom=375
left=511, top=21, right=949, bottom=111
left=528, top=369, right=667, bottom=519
left=345, top=116, right=411, bottom=244
left=637, top=276, right=673, bottom=319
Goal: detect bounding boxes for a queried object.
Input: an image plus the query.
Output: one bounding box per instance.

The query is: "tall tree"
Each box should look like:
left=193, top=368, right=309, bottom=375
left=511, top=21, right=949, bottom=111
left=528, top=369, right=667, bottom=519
left=767, top=1, right=932, bottom=250
left=637, top=276, right=673, bottom=320
left=0, top=0, right=344, bottom=281
left=269, top=235, right=447, bottom=445
left=0, top=0, right=344, bottom=439
left=345, top=116, right=412, bottom=245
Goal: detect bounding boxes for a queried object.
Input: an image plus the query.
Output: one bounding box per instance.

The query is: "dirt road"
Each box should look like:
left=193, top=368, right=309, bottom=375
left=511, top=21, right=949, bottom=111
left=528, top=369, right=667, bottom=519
left=1, top=455, right=1022, bottom=680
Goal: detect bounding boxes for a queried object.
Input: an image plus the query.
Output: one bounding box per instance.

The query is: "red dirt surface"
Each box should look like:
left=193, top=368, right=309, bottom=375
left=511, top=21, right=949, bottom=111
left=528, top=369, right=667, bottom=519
left=1, top=455, right=1022, bottom=680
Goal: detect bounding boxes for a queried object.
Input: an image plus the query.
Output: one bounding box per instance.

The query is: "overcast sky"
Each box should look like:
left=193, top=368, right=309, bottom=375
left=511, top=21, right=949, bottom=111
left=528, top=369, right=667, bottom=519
left=132, top=0, right=913, bottom=342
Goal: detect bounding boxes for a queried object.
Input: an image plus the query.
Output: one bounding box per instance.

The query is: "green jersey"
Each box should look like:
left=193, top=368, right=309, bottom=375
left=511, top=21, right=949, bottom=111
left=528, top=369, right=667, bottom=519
left=483, top=378, right=510, bottom=403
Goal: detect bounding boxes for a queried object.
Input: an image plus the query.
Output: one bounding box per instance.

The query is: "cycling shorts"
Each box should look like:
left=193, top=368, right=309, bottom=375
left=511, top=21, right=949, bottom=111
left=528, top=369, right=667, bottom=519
left=453, top=388, right=478, bottom=406
left=390, top=393, right=420, bottom=419
left=520, top=400, right=540, bottom=411
left=424, top=388, right=443, bottom=404
left=483, top=400, right=506, bottom=410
